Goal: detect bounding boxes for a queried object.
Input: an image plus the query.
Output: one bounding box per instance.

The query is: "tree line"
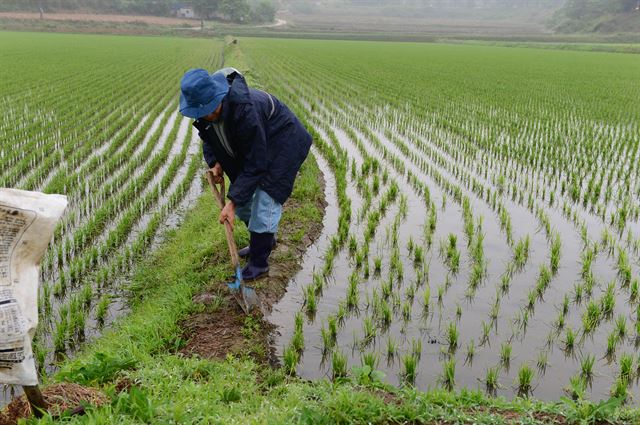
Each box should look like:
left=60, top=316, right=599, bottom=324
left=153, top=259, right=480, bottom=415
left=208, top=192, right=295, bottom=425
left=0, top=0, right=277, bottom=23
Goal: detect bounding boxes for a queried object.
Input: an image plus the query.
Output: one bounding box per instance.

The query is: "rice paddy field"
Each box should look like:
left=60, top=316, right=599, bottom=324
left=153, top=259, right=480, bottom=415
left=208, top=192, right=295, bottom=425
left=248, top=39, right=640, bottom=402
left=0, top=32, right=218, bottom=372
left=2, top=30, right=640, bottom=409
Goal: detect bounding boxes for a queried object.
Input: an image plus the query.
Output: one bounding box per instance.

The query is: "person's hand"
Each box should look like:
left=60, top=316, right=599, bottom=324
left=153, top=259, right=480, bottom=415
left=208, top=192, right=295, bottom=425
left=219, top=200, right=235, bottom=227
left=210, top=162, right=223, bottom=184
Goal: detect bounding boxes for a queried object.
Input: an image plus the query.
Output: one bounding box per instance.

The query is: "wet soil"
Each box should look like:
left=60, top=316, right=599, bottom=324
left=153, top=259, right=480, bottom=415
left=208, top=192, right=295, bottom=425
left=179, top=167, right=327, bottom=364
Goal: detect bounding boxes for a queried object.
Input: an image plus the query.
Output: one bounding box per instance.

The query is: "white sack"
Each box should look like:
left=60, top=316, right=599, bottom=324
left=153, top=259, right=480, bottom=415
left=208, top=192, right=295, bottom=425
left=0, top=189, right=67, bottom=386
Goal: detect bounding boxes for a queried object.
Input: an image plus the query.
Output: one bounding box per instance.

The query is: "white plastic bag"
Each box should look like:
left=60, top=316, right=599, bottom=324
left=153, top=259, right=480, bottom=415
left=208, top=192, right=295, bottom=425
left=0, top=189, right=67, bottom=386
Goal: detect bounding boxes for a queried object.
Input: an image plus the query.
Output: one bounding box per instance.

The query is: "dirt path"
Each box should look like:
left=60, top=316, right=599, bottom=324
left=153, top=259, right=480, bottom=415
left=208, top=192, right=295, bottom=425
left=179, top=165, right=326, bottom=364
left=0, top=12, right=197, bottom=26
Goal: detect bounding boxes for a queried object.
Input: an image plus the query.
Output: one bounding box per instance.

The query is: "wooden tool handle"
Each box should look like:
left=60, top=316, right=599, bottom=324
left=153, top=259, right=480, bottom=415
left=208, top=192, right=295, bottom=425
left=205, top=171, right=241, bottom=268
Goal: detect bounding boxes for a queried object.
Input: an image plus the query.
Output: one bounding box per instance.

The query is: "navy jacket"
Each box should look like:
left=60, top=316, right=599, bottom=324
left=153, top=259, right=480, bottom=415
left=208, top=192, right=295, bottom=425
left=193, top=72, right=312, bottom=206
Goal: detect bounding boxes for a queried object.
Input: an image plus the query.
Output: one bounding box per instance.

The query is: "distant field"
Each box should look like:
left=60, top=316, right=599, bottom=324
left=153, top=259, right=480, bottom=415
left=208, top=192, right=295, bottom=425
left=0, top=11, right=196, bottom=26
left=244, top=38, right=640, bottom=402
left=0, top=31, right=217, bottom=370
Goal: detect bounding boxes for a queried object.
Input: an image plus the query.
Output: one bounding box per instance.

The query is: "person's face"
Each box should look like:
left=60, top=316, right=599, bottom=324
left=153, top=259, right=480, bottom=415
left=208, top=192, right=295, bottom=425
left=202, top=103, right=222, bottom=122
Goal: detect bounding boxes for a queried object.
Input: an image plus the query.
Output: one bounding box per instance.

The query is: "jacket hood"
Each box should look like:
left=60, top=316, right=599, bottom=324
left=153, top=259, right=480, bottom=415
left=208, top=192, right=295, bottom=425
left=227, top=73, right=252, bottom=105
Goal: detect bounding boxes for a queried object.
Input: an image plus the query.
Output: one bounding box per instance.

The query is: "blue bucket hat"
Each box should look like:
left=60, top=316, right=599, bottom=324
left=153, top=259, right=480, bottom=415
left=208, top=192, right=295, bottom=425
left=179, top=68, right=229, bottom=119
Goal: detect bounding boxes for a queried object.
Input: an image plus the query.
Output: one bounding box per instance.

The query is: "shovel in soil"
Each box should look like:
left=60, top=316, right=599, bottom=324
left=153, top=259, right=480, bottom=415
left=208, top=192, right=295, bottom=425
left=205, top=171, right=262, bottom=314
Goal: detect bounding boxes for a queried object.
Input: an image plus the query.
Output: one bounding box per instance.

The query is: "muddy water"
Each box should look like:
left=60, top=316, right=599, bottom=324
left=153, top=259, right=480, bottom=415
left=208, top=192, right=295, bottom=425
left=270, top=101, right=638, bottom=402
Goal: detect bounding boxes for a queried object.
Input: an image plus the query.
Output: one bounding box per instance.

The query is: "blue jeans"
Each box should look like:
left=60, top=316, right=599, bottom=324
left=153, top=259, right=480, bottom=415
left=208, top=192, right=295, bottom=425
left=235, top=187, right=282, bottom=234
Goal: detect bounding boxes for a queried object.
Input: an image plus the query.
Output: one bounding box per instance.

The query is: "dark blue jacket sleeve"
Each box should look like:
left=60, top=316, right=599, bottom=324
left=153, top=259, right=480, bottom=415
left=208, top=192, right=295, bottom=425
left=227, top=103, right=268, bottom=206
left=202, top=138, right=217, bottom=169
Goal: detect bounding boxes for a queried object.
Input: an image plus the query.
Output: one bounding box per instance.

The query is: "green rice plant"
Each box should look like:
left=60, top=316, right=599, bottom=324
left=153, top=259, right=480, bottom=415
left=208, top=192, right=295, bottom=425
left=630, top=279, right=639, bottom=303
left=373, top=256, right=382, bottom=274
left=536, top=351, right=549, bottom=373
left=562, top=294, right=570, bottom=316
left=81, top=283, right=93, bottom=310
left=516, top=363, right=534, bottom=398
left=513, top=235, right=530, bottom=270
left=573, top=283, right=584, bottom=303
left=500, top=343, right=512, bottom=368
left=555, top=310, right=565, bottom=330
left=465, top=341, right=475, bottom=364
left=346, top=273, right=359, bottom=310
left=402, top=301, right=412, bottom=322
left=95, top=294, right=111, bottom=327
left=565, top=375, right=586, bottom=400
left=437, top=285, right=445, bottom=304
left=441, top=358, right=456, bottom=391
left=606, top=332, right=619, bottom=359
left=361, top=352, right=380, bottom=372
left=313, top=273, right=325, bottom=295
left=485, top=366, right=499, bottom=395
left=480, top=320, right=491, bottom=346
left=422, top=286, right=431, bottom=311
left=386, top=336, right=397, bottom=360
left=580, top=354, right=595, bottom=382
left=582, top=300, right=601, bottom=335
left=550, top=233, right=561, bottom=275
left=414, top=245, right=424, bottom=265
left=447, top=322, right=459, bottom=352
left=402, top=354, right=418, bottom=385
left=380, top=300, right=392, bottom=327
left=615, top=315, right=628, bottom=339
left=331, top=349, right=348, bottom=380
left=405, top=283, right=416, bottom=301
left=456, top=303, right=463, bottom=320
left=291, top=327, right=305, bottom=353
left=411, top=338, right=423, bottom=360
left=327, top=315, right=338, bottom=342
left=304, top=284, right=317, bottom=314
left=563, top=327, right=576, bottom=353
left=381, top=276, right=393, bottom=299
left=362, top=317, right=376, bottom=345
left=611, top=378, right=629, bottom=401
left=619, top=353, right=634, bottom=382
left=283, top=344, right=299, bottom=376
left=601, top=281, right=616, bottom=317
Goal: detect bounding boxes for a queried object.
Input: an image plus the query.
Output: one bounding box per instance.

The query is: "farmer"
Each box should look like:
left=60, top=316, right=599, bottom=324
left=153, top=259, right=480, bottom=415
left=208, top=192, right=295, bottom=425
left=179, top=67, right=312, bottom=281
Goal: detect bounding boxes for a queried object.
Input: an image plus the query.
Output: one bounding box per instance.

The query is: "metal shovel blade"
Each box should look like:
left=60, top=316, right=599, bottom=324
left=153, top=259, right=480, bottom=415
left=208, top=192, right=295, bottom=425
left=227, top=266, right=262, bottom=314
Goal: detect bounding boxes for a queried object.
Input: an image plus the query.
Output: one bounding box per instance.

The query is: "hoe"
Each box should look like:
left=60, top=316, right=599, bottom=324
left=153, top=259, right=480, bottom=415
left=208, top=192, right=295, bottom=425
left=205, top=171, right=262, bottom=314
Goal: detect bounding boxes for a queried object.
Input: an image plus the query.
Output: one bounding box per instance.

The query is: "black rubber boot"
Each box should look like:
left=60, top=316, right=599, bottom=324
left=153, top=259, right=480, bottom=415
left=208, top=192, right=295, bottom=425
left=238, top=235, right=276, bottom=258
left=242, top=232, right=274, bottom=281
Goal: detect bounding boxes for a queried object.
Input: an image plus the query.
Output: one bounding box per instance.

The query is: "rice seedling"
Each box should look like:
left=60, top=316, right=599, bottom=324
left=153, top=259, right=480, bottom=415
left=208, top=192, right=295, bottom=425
left=465, top=341, right=475, bottom=364
left=362, top=317, right=376, bottom=345
left=441, top=358, right=456, bottom=391
left=386, top=336, right=397, bottom=360
left=516, top=363, right=534, bottom=398
left=500, top=342, right=513, bottom=368
left=550, top=233, right=561, bottom=275
left=447, top=322, right=459, bottom=352
left=304, top=284, right=317, bottom=314
left=610, top=378, right=629, bottom=401
left=485, top=366, right=499, bottom=395
left=373, top=256, right=382, bottom=274
left=480, top=320, right=491, bottom=346
left=536, top=351, right=549, bottom=373
left=283, top=344, right=300, bottom=376
left=361, top=352, right=380, bottom=372
left=332, top=349, right=348, bottom=380
left=402, top=354, right=418, bottom=385
left=615, top=315, right=628, bottom=339
left=580, top=354, right=595, bottom=382
left=563, top=327, right=576, bottom=353
left=422, top=286, right=431, bottom=312
left=619, top=353, right=634, bottom=382
left=411, top=338, right=423, bottom=360
left=606, top=332, right=619, bottom=360
left=565, top=375, right=587, bottom=400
